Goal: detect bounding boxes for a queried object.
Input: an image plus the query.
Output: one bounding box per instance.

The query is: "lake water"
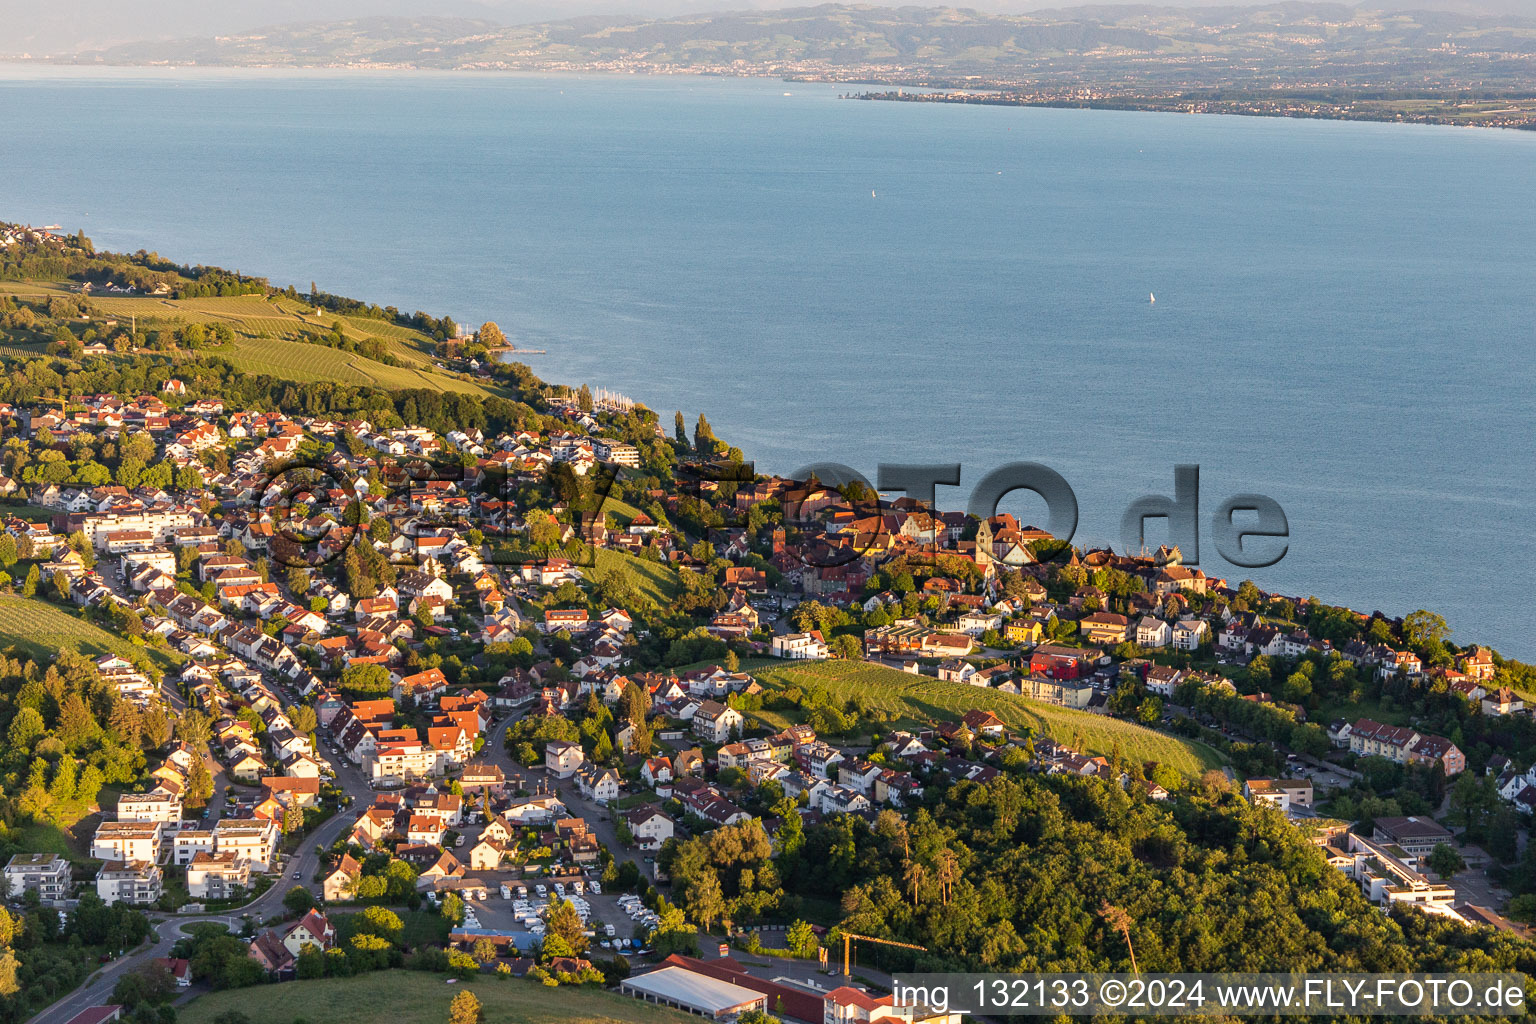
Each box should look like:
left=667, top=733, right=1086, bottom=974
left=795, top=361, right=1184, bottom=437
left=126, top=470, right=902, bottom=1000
left=4, top=68, right=1534, bottom=655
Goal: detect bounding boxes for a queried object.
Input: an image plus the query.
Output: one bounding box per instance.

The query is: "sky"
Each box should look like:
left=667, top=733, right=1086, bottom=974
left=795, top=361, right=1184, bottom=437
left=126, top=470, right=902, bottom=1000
left=1, top=0, right=1526, bottom=55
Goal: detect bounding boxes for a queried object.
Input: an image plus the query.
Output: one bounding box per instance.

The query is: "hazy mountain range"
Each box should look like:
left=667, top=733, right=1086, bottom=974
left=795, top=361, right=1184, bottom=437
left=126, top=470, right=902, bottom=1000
left=8, top=2, right=1536, bottom=89
left=3, top=0, right=1534, bottom=55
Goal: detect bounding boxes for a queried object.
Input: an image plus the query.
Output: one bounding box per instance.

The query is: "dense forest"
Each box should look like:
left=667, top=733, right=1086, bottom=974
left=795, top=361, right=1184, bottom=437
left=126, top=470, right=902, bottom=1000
left=659, top=773, right=1536, bottom=988
left=0, top=649, right=178, bottom=846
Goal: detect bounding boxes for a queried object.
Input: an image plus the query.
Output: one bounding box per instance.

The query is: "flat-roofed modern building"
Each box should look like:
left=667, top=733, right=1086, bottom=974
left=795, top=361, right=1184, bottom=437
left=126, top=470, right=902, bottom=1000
left=620, top=965, right=768, bottom=1020
left=3, top=853, right=71, bottom=904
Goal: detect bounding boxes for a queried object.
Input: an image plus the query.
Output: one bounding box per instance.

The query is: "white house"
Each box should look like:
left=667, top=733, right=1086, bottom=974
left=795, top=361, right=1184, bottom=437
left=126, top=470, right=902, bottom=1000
left=770, top=631, right=829, bottom=660
left=1172, top=619, right=1208, bottom=651
left=620, top=805, right=675, bottom=849
left=1135, top=616, right=1172, bottom=649
left=545, top=740, right=585, bottom=779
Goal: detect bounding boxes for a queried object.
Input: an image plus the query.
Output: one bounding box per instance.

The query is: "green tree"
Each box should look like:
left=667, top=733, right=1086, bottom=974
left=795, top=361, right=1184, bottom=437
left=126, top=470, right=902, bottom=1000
left=1426, top=844, right=1464, bottom=879
left=6, top=706, right=44, bottom=750
left=786, top=919, right=817, bottom=958
left=0, top=949, right=18, bottom=999
left=185, top=755, right=214, bottom=807
left=296, top=946, right=326, bottom=979
left=56, top=693, right=100, bottom=750
left=545, top=899, right=588, bottom=954
left=1402, top=609, right=1450, bottom=649
left=687, top=872, right=727, bottom=932
left=283, top=885, right=317, bottom=916
left=693, top=414, right=717, bottom=456
left=177, top=708, right=213, bottom=750
left=288, top=703, right=318, bottom=735
left=359, top=905, right=403, bottom=939
left=341, top=662, right=393, bottom=696
left=738, top=1011, right=783, bottom=1024
left=449, top=989, right=483, bottom=1024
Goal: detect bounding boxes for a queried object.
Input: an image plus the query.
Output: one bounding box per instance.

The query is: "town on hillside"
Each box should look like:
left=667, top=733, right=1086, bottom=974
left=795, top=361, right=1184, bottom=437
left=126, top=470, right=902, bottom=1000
left=0, top=226, right=1533, bottom=1024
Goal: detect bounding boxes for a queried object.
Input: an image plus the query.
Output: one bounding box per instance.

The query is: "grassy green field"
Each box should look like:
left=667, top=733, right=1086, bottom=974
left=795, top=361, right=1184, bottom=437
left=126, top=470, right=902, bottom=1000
left=0, top=282, right=497, bottom=396
left=598, top=494, right=645, bottom=525
left=178, top=971, right=698, bottom=1024
left=0, top=595, right=181, bottom=669
left=583, top=548, right=683, bottom=609
left=1316, top=696, right=1414, bottom=728
left=0, top=503, right=58, bottom=521
left=749, top=659, right=1223, bottom=776
left=6, top=819, right=93, bottom=862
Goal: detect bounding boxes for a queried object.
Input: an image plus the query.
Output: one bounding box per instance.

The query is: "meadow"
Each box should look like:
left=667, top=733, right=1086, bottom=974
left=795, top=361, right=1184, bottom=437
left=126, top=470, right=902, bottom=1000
left=748, top=658, right=1224, bottom=776
left=583, top=548, right=683, bottom=609
left=177, top=971, right=698, bottom=1024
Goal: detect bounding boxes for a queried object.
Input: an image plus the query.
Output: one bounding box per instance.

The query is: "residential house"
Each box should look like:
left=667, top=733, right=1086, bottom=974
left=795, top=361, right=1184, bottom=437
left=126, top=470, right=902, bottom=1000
left=1134, top=616, right=1172, bottom=649
left=545, top=740, right=585, bottom=779
left=322, top=854, right=362, bottom=902
left=577, top=764, right=622, bottom=805
left=621, top=805, right=675, bottom=849
left=692, top=700, right=744, bottom=744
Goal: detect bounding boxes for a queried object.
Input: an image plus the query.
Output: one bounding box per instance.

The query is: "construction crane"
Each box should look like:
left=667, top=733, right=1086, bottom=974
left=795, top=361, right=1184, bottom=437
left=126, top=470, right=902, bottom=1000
left=838, top=932, right=927, bottom=977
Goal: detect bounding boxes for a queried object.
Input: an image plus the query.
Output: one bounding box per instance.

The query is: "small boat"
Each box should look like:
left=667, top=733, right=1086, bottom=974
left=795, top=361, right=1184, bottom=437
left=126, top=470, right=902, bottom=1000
left=1149, top=292, right=1156, bottom=304
left=871, top=190, right=877, bottom=198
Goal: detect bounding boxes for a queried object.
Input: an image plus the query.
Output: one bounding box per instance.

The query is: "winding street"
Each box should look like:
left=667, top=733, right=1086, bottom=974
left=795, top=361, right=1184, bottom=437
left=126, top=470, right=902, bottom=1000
left=33, top=701, right=642, bottom=1023
left=480, top=712, right=636, bottom=873
left=27, top=716, right=374, bottom=1024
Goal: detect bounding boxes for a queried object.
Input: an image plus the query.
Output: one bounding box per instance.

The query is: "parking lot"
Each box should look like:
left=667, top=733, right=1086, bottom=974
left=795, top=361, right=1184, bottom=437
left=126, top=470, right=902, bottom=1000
left=451, top=877, right=657, bottom=954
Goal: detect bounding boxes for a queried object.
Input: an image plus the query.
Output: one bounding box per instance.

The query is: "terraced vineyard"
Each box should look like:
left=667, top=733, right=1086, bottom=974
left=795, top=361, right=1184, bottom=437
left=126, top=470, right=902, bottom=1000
left=749, top=658, right=1223, bottom=776
left=0, top=595, right=181, bottom=669
left=0, top=281, right=497, bottom=395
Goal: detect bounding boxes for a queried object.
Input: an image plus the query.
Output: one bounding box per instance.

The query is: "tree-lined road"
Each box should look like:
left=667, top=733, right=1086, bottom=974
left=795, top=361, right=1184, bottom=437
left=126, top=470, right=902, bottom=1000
left=27, top=721, right=373, bottom=1024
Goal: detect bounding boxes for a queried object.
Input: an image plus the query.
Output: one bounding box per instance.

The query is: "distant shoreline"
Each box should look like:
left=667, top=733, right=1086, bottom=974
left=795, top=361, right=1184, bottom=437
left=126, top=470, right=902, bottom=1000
left=5, top=61, right=1535, bottom=134
left=846, top=88, right=1536, bottom=132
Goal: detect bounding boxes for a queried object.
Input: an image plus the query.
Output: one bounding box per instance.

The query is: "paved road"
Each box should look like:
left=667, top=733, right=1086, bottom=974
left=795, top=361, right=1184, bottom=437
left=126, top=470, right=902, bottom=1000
left=480, top=712, right=638, bottom=875
left=28, top=710, right=373, bottom=1024
left=25, top=914, right=248, bottom=1024
left=34, top=699, right=647, bottom=1022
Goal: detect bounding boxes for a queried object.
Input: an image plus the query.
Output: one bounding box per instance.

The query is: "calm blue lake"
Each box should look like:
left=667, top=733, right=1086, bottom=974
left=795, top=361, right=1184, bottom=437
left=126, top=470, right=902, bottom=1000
left=4, top=68, right=1534, bottom=654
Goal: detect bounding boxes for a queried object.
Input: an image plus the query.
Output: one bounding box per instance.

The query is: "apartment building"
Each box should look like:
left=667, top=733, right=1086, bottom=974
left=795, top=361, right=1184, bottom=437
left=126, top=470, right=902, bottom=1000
left=172, top=830, right=217, bottom=866
left=1243, top=778, right=1315, bottom=813
left=369, top=740, right=442, bottom=786
left=91, top=822, right=162, bottom=864
left=116, top=791, right=183, bottom=827
left=96, top=860, right=163, bottom=906
left=187, top=851, right=251, bottom=900
left=213, top=818, right=280, bottom=872
left=3, top=853, right=71, bottom=904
